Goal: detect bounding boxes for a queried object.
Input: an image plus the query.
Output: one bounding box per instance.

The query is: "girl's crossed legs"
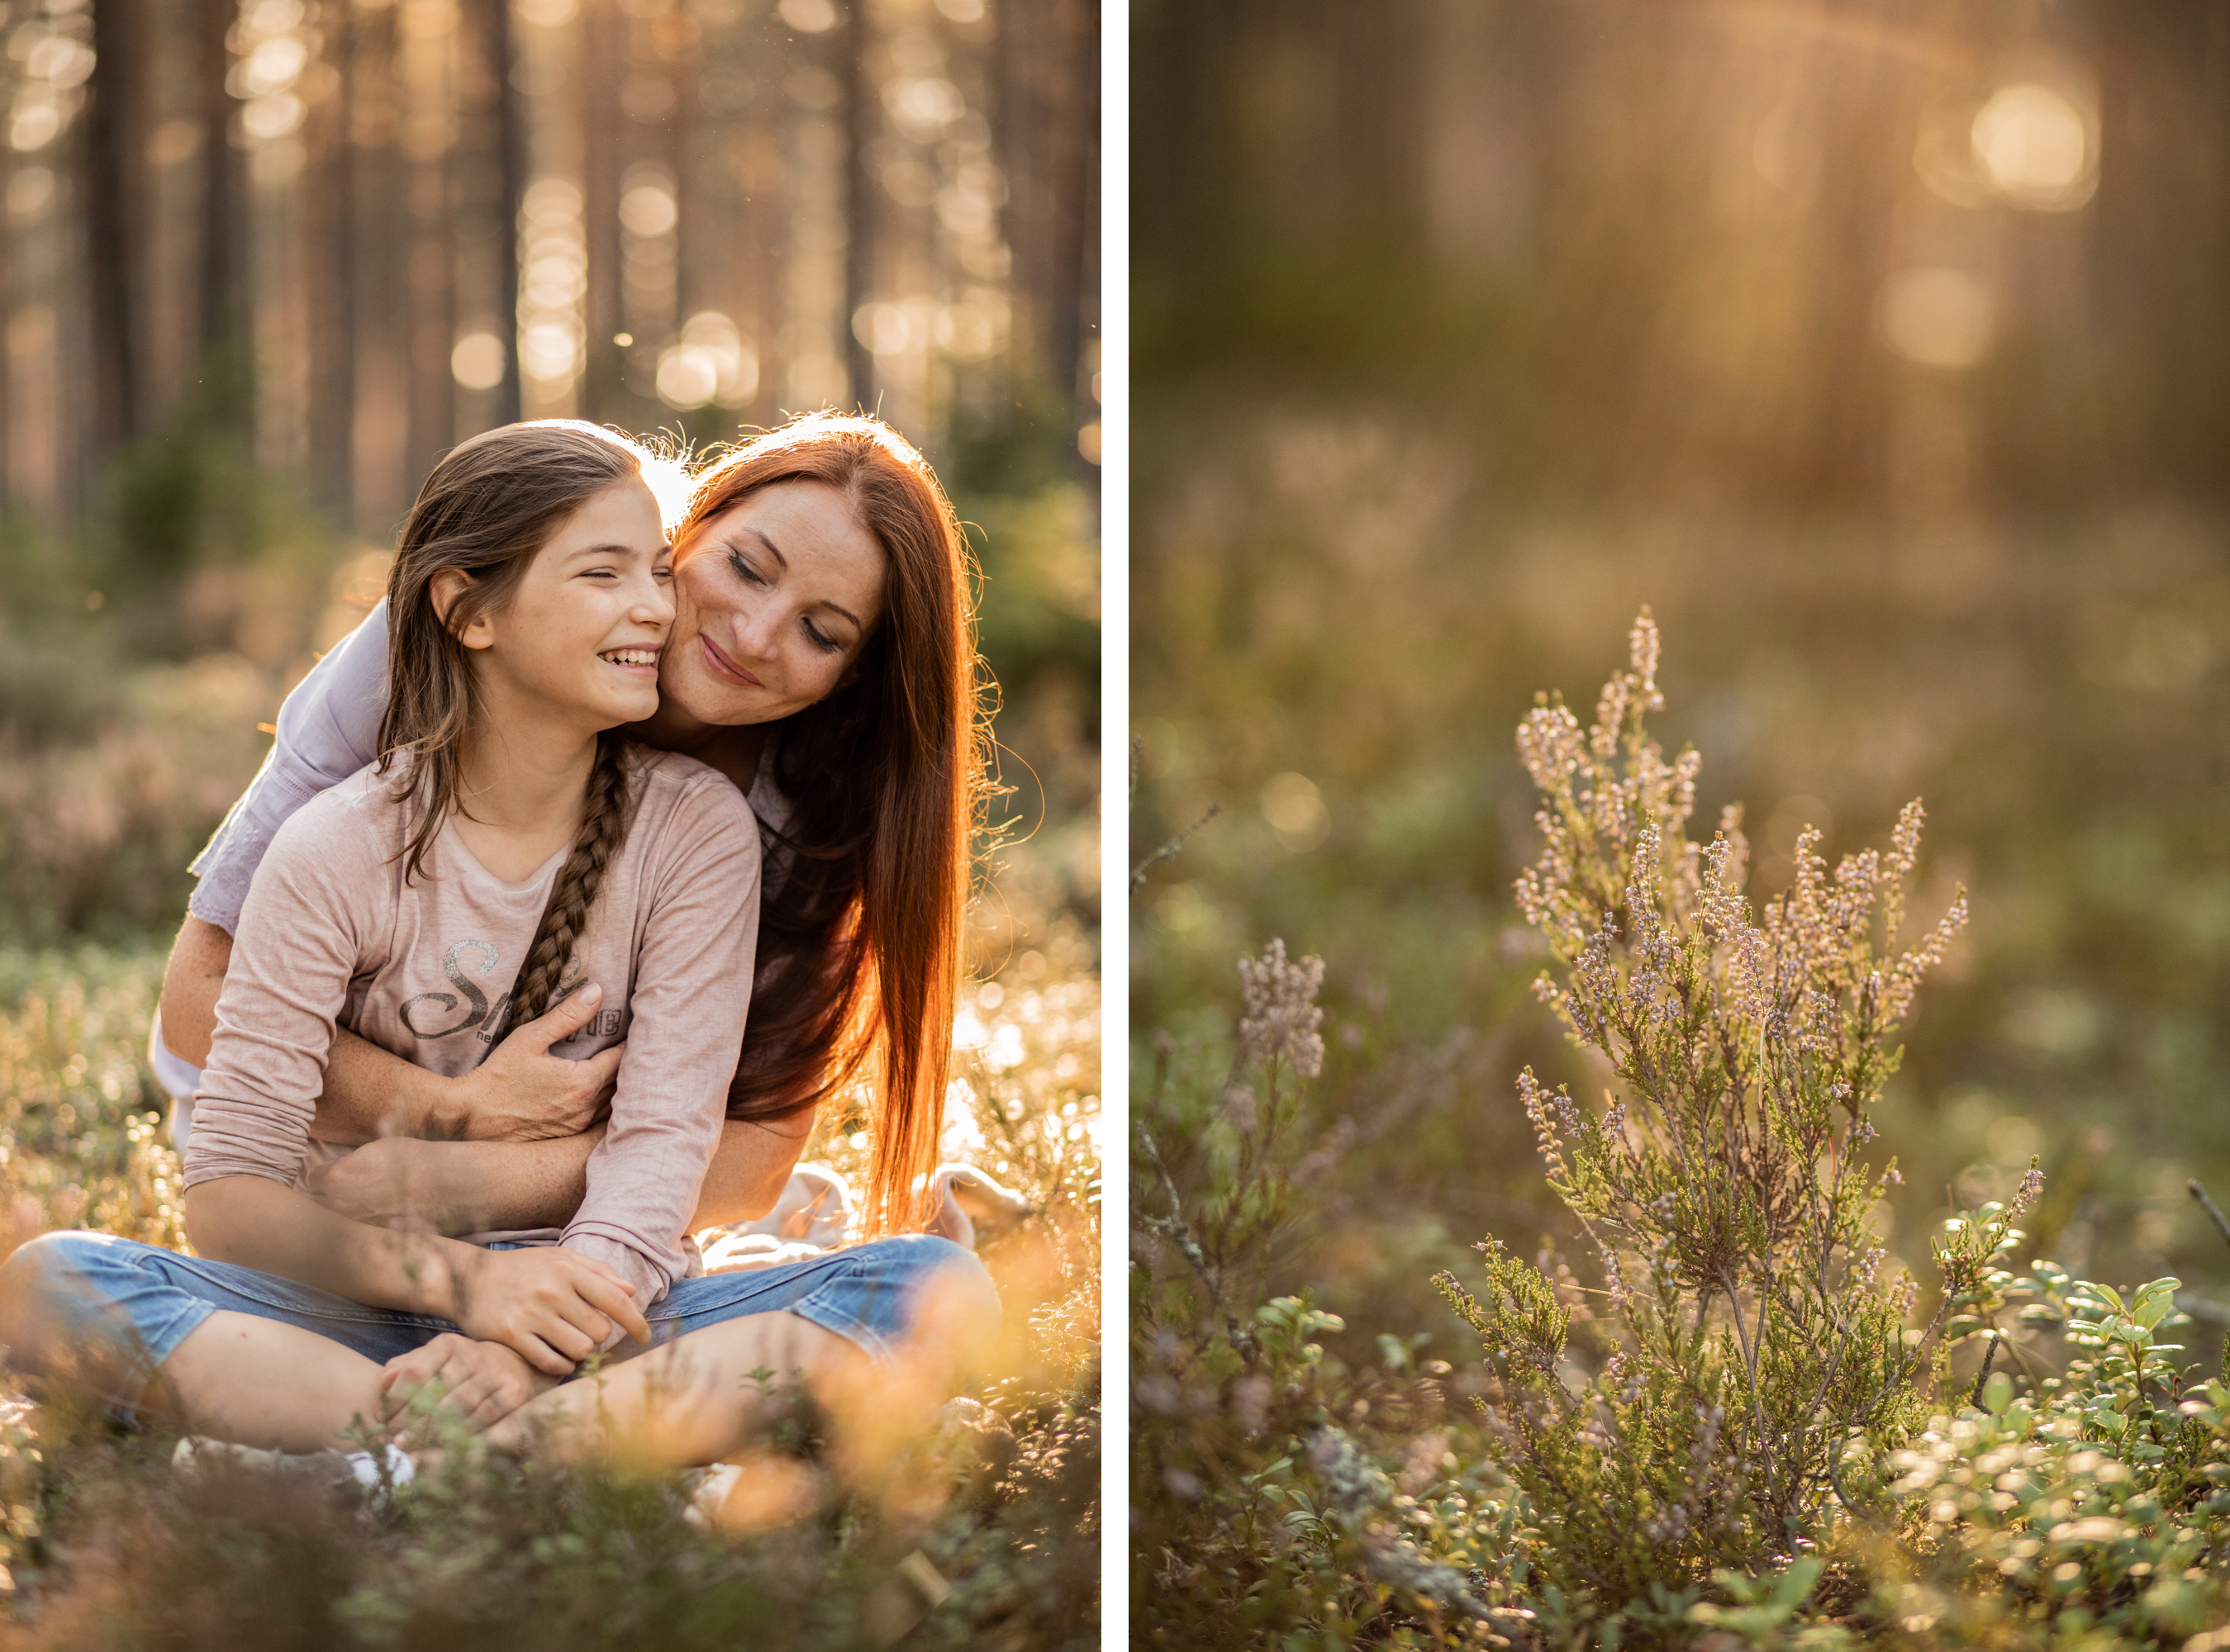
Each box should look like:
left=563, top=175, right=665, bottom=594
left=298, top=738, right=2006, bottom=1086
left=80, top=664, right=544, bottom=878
left=0, top=1231, right=998, bottom=1466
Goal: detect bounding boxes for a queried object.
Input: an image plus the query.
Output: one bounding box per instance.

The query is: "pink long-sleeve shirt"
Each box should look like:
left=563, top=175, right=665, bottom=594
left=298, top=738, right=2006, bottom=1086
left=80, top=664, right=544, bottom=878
left=182, top=746, right=762, bottom=1309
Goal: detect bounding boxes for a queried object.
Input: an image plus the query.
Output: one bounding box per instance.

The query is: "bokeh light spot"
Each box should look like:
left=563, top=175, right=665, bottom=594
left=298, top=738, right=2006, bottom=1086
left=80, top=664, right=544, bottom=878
left=618, top=183, right=677, bottom=238
left=450, top=332, right=507, bottom=391
left=240, top=92, right=304, bottom=143
left=1879, top=267, right=1995, bottom=369
left=1974, top=85, right=2086, bottom=197
left=1971, top=82, right=2095, bottom=211
left=777, top=0, right=836, bottom=33
left=1260, top=771, right=1331, bottom=852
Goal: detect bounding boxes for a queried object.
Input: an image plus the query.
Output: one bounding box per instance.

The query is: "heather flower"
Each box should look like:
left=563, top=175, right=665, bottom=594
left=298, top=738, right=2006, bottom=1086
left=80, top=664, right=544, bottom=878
left=1220, top=1082, right=1258, bottom=1134
left=1519, top=1070, right=1571, bottom=1181
left=1236, top=938, right=1325, bottom=1077
left=1602, top=1247, right=1630, bottom=1312
left=2010, top=1158, right=2046, bottom=1217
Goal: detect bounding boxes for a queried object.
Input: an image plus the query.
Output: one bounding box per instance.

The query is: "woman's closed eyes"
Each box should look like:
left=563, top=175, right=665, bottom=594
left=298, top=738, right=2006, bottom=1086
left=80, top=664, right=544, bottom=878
left=726, top=548, right=847, bottom=654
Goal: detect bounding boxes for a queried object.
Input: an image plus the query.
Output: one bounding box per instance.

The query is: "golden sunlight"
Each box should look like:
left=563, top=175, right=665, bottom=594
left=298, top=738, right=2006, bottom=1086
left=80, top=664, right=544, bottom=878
left=1971, top=82, right=2097, bottom=211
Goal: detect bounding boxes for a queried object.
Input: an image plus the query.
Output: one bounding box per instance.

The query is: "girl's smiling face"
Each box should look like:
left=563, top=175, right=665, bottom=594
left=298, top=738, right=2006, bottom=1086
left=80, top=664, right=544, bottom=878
left=659, top=480, right=891, bottom=726
left=445, top=477, right=675, bottom=735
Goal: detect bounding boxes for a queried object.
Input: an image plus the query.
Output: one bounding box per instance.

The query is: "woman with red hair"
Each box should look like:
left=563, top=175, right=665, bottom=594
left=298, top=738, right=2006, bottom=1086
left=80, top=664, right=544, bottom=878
left=127, top=410, right=1001, bottom=1449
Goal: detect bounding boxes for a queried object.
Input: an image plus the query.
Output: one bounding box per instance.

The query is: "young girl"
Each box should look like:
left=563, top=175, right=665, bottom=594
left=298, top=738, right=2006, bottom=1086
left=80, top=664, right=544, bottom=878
left=2, top=422, right=991, bottom=1460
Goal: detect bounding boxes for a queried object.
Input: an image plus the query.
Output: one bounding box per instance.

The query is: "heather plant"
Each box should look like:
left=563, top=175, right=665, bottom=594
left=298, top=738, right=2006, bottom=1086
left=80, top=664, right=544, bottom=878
left=1438, top=612, right=1985, bottom=1597
left=1134, top=957, right=1486, bottom=1647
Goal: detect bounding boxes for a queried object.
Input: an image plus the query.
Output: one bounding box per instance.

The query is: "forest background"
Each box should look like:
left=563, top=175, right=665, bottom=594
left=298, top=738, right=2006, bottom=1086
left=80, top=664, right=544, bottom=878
left=1134, top=0, right=2230, bottom=1423
left=0, top=0, right=1101, bottom=1644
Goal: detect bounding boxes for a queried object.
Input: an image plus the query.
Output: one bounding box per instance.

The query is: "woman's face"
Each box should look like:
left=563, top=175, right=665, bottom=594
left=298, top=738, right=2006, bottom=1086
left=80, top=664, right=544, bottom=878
left=659, top=479, right=890, bottom=727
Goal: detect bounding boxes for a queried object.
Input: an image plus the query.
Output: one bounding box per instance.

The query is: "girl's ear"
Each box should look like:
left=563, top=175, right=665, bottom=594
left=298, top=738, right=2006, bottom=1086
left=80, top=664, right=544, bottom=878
left=430, top=569, right=496, bottom=651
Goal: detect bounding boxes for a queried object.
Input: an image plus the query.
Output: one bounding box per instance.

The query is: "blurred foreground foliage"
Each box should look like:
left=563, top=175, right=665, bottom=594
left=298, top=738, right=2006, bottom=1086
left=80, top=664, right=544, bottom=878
left=1134, top=621, right=2230, bottom=1648
left=0, top=934, right=1099, bottom=1649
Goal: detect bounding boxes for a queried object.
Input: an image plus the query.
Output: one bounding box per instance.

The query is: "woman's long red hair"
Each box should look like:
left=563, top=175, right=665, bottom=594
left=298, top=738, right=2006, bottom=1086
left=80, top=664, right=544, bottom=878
left=684, top=413, right=989, bottom=1237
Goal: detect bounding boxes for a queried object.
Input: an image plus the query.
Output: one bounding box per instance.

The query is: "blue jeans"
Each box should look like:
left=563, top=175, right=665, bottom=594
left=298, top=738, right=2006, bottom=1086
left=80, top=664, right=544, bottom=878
left=0, top=1230, right=997, bottom=1422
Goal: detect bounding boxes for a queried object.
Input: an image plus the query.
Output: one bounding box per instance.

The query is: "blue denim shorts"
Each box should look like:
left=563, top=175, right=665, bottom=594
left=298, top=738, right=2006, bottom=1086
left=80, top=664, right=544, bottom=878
left=0, top=1230, right=998, bottom=1420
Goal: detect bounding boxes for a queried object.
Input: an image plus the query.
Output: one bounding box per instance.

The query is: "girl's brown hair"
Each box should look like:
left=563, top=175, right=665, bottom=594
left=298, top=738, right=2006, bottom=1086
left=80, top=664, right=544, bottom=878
left=681, top=412, right=990, bottom=1237
left=376, top=420, right=659, bottom=1031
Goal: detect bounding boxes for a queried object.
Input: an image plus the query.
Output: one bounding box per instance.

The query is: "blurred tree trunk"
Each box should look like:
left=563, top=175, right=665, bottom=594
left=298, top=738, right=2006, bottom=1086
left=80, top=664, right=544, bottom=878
left=310, top=7, right=357, bottom=519
left=739, top=35, right=783, bottom=430
left=580, top=0, right=624, bottom=420
left=405, top=161, right=456, bottom=487
left=198, top=0, right=245, bottom=423
left=996, top=0, right=1101, bottom=437
left=840, top=0, right=873, bottom=411
left=1044, top=0, right=1096, bottom=449
left=404, top=26, right=457, bottom=491
left=466, top=0, right=524, bottom=424
left=85, top=0, right=140, bottom=467
left=666, top=4, right=701, bottom=329
left=0, top=152, right=11, bottom=511
left=352, top=0, right=409, bottom=523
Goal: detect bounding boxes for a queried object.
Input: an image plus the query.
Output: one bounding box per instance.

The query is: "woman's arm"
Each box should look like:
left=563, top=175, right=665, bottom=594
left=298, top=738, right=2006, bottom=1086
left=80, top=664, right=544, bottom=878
left=162, top=913, right=621, bottom=1146
left=696, top=1108, right=817, bottom=1227
left=158, top=914, right=232, bottom=1069
left=186, top=603, right=392, bottom=936
left=311, top=1106, right=819, bottom=1235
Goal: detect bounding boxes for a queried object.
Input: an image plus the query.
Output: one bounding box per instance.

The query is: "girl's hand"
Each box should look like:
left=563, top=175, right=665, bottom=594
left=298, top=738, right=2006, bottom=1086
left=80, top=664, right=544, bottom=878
left=442, top=983, right=625, bottom=1142
left=378, top=1332, right=557, bottom=1440
left=451, top=1246, right=653, bottom=1375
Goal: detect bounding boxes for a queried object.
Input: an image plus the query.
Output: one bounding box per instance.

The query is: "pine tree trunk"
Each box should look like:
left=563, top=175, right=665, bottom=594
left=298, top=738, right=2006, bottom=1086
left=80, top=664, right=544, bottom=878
left=579, top=0, right=624, bottom=420
left=311, top=6, right=357, bottom=519
left=840, top=0, right=873, bottom=412
left=1044, top=0, right=1096, bottom=454
left=198, top=0, right=244, bottom=420
left=485, top=0, right=524, bottom=425
left=86, top=0, right=140, bottom=467
left=403, top=21, right=457, bottom=491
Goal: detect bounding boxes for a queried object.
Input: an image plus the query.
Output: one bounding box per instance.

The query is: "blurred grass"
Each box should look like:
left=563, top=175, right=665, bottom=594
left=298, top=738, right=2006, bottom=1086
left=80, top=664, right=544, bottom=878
left=0, top=914, right=1097, bottom=1645
left=1133, top=389, right=2230, bottom=1377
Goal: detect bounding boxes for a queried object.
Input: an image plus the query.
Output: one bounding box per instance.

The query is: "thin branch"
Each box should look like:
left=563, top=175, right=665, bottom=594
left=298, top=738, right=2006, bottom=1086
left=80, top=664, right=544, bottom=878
left=1138, top=1124, right=1253, bottom=1357
left=1130, top=802, right=1223, bottom=890
left=1967, top=1330, right=2004, bottom=1411
left=2190, top=1180, right=2230, bottom=1256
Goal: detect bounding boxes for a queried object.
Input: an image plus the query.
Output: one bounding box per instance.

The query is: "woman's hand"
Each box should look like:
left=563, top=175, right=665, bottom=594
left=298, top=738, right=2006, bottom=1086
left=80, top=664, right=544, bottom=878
left=440, top=983, right=625, bottom=1142
left=379, top=1332, right=559, bottom=1441
left=449, top=1246, right=652, bottom=1376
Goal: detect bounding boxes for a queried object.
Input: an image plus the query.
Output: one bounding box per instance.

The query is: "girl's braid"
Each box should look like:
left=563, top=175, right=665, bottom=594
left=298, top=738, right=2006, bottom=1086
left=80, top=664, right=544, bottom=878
left=506, top=732, right=634, bottom=1031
